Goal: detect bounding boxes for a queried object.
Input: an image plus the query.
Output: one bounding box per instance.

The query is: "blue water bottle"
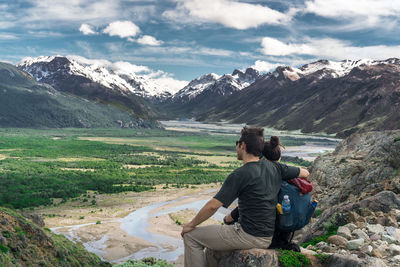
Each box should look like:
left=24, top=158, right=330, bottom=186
left=281, top=195, right=293, bottom=227
left=282, top=195, right=291, bottom=213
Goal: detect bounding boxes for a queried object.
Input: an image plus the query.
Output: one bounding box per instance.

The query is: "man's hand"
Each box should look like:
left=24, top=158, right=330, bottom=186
left=181, top=222, right=195, bottom=237
left=180, top=198, right=223, bottom=238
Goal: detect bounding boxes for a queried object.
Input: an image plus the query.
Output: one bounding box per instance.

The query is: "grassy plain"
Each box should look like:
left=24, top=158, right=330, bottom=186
left=0, top=127, right=310, bottom=210
left=0, top=127, right=316, bottom=265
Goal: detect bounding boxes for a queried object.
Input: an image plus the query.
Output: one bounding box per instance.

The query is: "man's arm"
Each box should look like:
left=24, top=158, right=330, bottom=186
left=181, top=198, right=223, bottom=237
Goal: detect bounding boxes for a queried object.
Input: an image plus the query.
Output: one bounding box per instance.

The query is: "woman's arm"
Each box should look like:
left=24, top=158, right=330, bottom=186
left=298, top=168, right=310, bottom=179
left=223, top=206, right=239, bottom=224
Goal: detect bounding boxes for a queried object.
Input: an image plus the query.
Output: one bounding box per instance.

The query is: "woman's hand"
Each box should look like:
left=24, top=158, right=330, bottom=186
left=223, top=213, right=234, bottom=225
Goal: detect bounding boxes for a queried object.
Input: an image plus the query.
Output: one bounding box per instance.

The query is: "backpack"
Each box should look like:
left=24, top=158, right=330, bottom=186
left=275, top=180, right=316, bottom=232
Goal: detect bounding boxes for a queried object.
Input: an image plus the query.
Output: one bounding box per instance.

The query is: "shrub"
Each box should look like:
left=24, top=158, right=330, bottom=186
left=1, top=231, right=11, bottom=238
left=278, top=249, right=310, bottom=267
left=301, top=224, right=338, bottom=248
left=315, top=253, right=330, bottom=264
left=0, top=244, right=9, bottom=253
left=315, top=209, right=322, bottom=217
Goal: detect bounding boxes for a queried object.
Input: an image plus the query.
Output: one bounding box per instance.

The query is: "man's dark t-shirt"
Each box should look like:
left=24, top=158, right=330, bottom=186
left=214, top=159, right=299, bottom=237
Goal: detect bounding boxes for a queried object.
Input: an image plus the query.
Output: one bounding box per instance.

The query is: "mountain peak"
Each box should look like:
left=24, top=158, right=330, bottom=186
left=17, top=55, right=178, bottom=99
left=172, top=67, right=261, bottom=102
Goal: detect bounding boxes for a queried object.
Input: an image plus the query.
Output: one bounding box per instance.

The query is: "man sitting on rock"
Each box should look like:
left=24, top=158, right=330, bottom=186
left=181, top=127, right=309, bottom=267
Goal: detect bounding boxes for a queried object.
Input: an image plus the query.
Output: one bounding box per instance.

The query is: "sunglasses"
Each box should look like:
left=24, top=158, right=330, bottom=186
left=236, top=140, right=242, bottom=146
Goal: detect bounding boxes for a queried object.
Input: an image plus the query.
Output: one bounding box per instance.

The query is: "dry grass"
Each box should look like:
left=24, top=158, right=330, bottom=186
left=31, top=157, right=105, bottom=162
left=169, top=209, right=220, bottom=226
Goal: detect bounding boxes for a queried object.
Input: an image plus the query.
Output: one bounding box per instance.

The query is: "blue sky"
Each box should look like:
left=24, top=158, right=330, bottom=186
left=1, top=0, right=400, bottom=88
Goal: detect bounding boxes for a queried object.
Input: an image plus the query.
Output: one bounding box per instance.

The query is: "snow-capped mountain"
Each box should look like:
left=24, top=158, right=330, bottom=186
left=270, top=58, right=400, bottom=81
left=173, top=73, right=220, bottom=101
left=172, top=68, right=260, bottom=102
left=159, top=67, right=261, bottom=118
left=199, top=58, right=400, bottom=137
left=17, top=56, right=165, bottom=118
left=0, top=61, right=160, bottom=128
left=17, top=55, right=179, bottom=99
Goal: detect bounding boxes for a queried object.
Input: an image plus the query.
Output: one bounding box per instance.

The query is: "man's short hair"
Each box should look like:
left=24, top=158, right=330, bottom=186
left=239, top=127, right=264, bottom=156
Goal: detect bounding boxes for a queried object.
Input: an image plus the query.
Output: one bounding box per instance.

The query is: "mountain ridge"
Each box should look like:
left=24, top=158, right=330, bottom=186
left=0, top=62, right=160, bottom=128
left=17, top=56, right=162, bottom=119
left=198, top=58, right=400, bottom=137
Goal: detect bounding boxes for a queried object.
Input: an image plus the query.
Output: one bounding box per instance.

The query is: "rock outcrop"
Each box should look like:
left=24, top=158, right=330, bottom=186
left=310, top=130, right=400, bottom=208
left=289, top=131, right=400, bottom=266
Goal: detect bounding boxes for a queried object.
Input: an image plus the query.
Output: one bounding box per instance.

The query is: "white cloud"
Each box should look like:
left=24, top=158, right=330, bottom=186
left=305, top=0, right=400, bottom=19
left=111, top=61, right=151, bottom=74
left=152, top=75, right=189, bottom=94
left=75, top=41, right=94, bottom=57
left=0, top=0, right=157, bottom=31
left=27, top=31, right=64, bottom=37
left=260, top=37, right=400, bottom=60
left=136, top=35, right=163, bottom=46
left=103, top=21, right=141, bottom=38
left=0, top=33, right=17, bottom=40
left=261, top=37, right=309, bottom=56
left=79, top=24, right=97, bottom=35
left=251, top=60, right=281, bottom=73
left=163, top=0, right=290, bottom=30
left=114, top=44, right=235, bottom=58
left=24, top=0, right=122, bottom=24
left=304, top=0, right=400, bottom=28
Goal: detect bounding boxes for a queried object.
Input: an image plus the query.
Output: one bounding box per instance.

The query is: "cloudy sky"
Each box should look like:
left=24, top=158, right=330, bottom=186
left=1, top=0, right=400, bottom=88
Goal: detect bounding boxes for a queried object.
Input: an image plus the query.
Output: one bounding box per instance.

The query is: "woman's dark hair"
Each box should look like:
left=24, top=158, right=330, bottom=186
left=239, top=127, right=264, bottom=156
left=263, top=136, right=283, bottom=161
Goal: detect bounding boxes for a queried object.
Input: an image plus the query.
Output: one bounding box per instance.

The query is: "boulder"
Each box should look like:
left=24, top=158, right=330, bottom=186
left=218, top=249, right=280, bottom=267
left=364, top=257, right=387, bottom=267
left=367, top=224, right=385, bottom=235
left=389, top=244, right=400, bottom=255
left=386, top=226, right=400, bottom=241
left=370, top=234, right=381, bottom=241
left=382, top=234, right=396, bottom=244
left=352, top=229, right=369, bottom=241
left=324, top=253, right=374, bottom=267
left=359, top=244, right=373, bottom=254
left=391, top=255, right=400, bottom=264
left=345, top=223, right=357, bottom=231
left=338, top=226, right=352, bottom=240
left=328, top=235, right=348, bottom=248
left=372, top=248, right=383, bottom=258
left=347, top=239, right=364, bottom=250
